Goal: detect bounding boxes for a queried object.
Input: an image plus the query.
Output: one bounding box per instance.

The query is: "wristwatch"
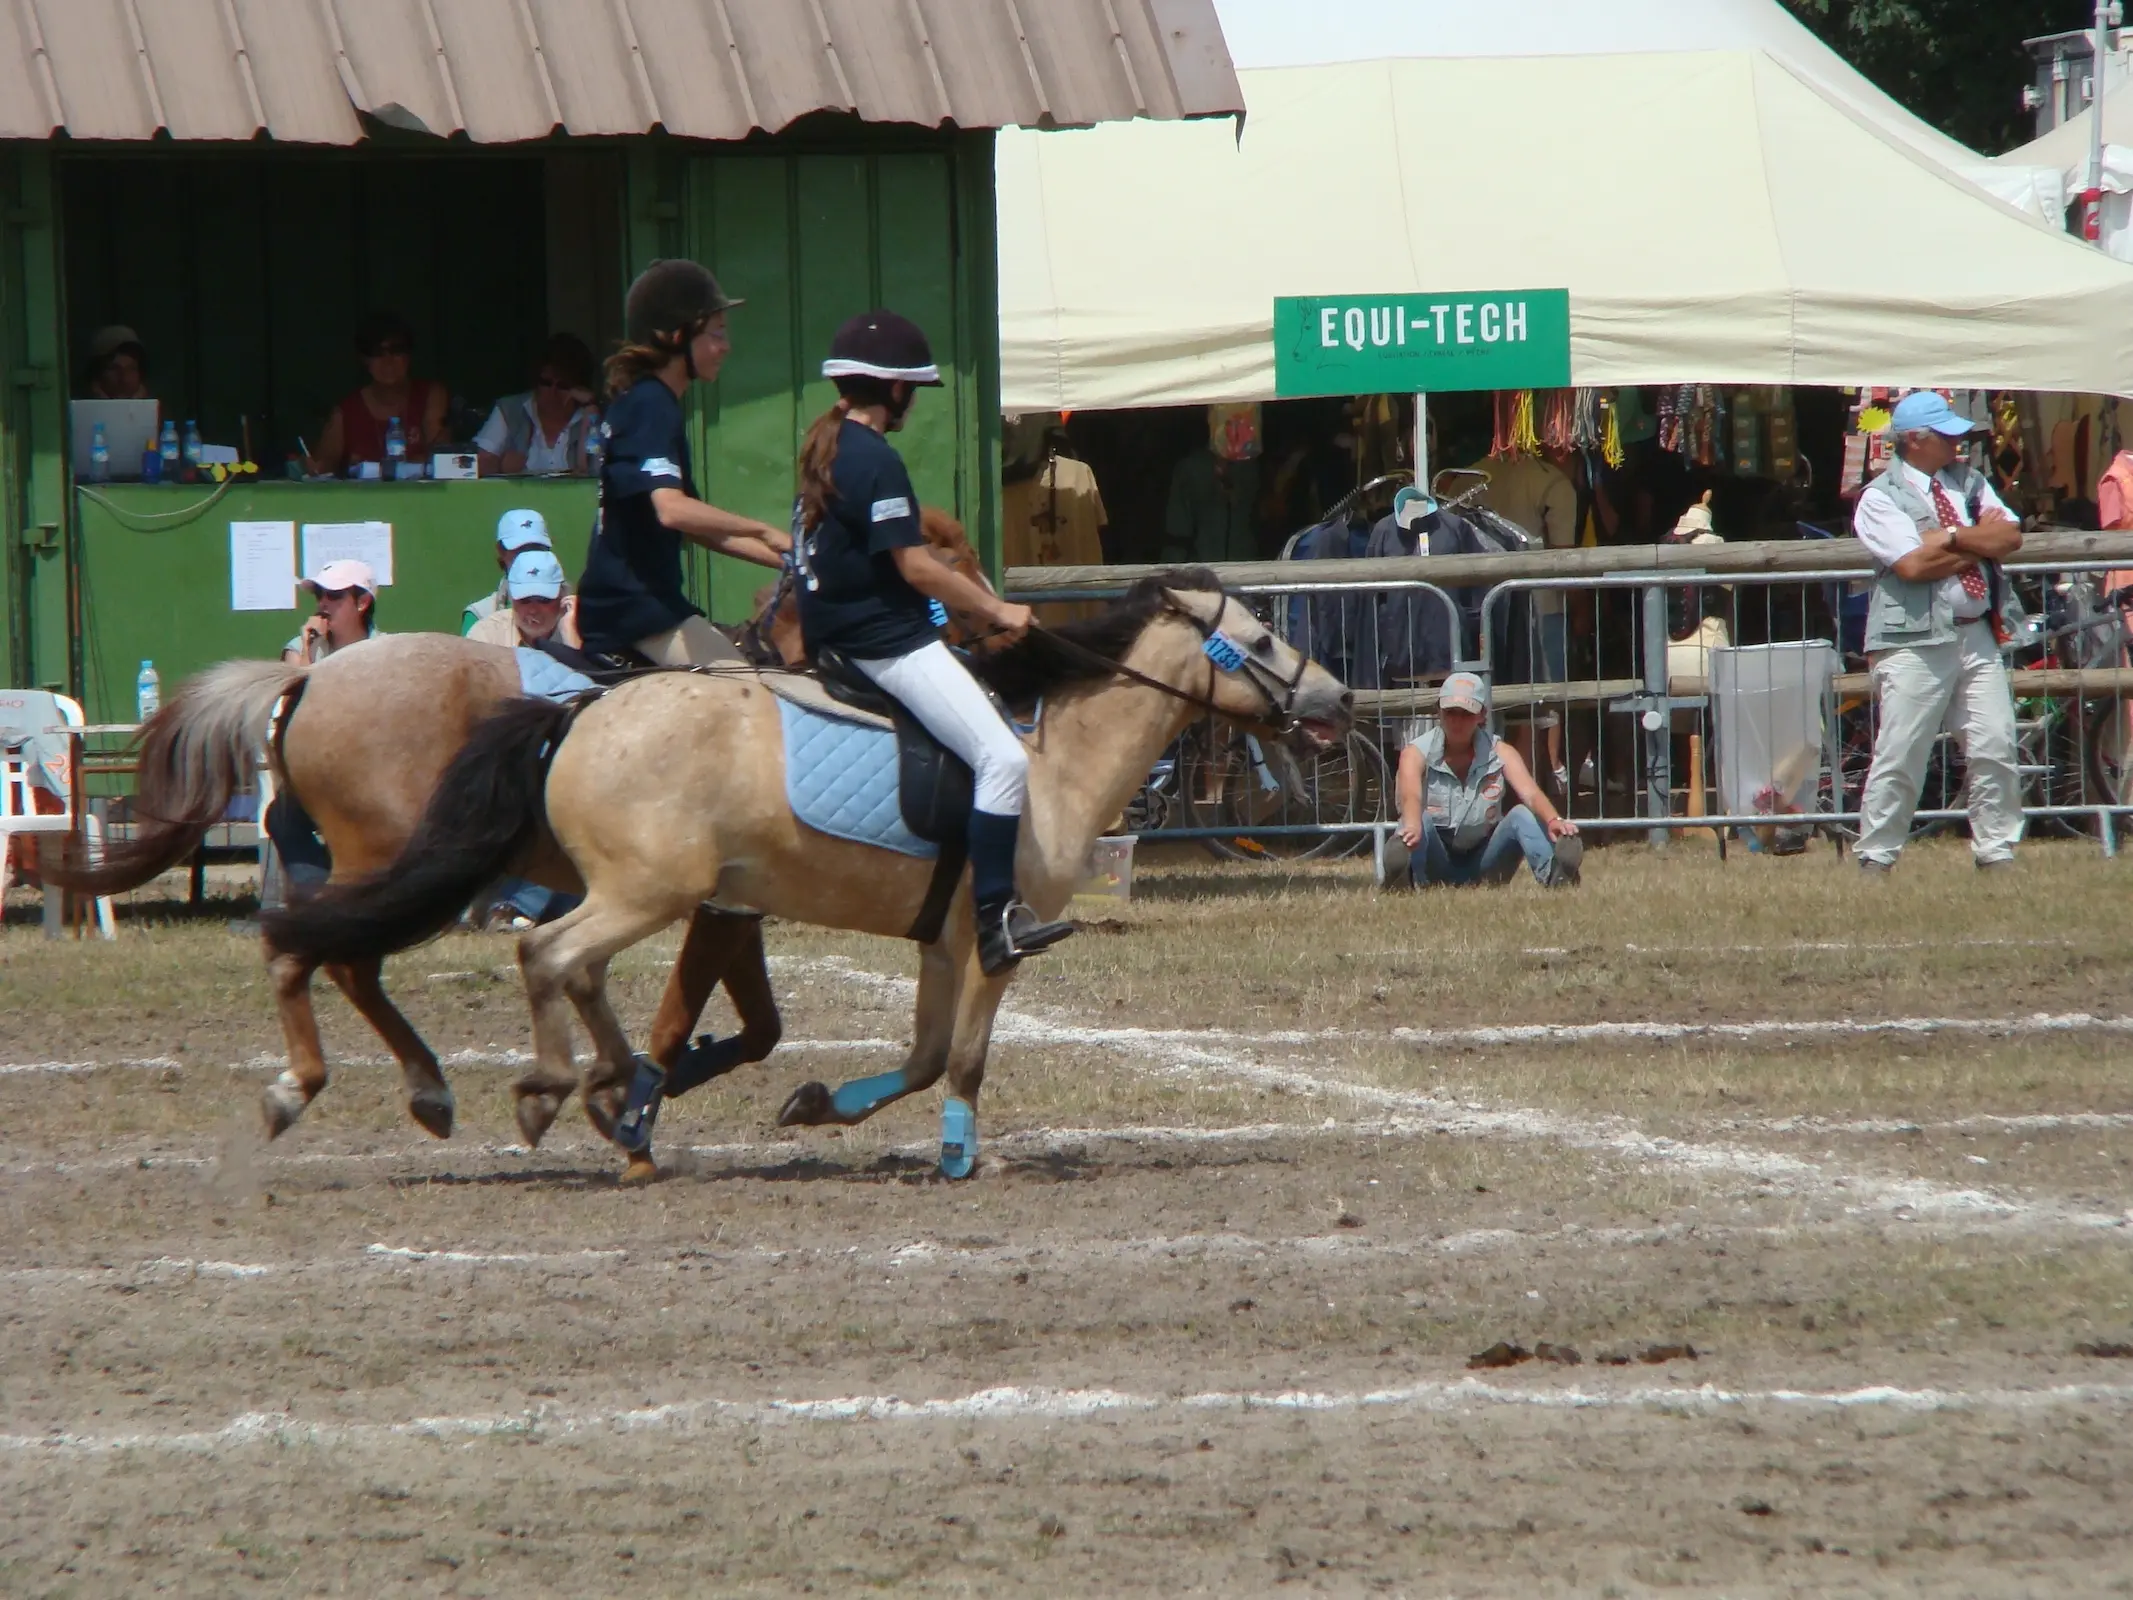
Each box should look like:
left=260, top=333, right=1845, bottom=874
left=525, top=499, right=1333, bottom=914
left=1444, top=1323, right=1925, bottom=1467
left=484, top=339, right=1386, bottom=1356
left=1946, top=527, right=1962, bottom=554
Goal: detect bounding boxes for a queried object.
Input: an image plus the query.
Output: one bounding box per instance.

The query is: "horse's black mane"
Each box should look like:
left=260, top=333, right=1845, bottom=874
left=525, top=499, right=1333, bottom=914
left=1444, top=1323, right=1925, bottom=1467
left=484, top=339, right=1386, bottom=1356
left=970, top=566, right=1224, bottom=707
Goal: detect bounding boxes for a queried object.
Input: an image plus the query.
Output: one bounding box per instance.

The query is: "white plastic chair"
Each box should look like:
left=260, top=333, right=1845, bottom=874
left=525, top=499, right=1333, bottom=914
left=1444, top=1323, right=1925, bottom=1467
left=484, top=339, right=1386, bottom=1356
left=0, top=690, right=116, bottom=939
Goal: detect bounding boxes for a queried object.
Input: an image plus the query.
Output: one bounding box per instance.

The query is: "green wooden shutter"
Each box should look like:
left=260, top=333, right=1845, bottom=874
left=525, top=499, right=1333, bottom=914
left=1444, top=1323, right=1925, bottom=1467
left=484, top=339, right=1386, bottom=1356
left=0, top=149, right=66, bottom=690
left=678, top=135, right=999, bottom=622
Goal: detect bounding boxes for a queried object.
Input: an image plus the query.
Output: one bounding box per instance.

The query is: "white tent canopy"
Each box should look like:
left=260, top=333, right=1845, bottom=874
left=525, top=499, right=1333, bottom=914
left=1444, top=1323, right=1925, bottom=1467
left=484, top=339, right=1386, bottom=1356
left=1997, top=82, right=2133, bottom=261
left=998, top=2, right=2131, bottom=411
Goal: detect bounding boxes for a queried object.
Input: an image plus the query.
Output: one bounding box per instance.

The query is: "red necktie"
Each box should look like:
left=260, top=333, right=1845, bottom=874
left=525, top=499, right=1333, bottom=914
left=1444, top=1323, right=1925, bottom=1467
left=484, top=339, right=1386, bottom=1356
left=1929, top=479, right=1989, bottom=602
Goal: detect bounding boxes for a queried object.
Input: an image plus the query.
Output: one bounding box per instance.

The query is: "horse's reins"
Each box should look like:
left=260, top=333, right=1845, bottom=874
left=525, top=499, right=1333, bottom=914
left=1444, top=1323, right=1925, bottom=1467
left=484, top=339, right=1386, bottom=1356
left=1022, top=596, right=1308, bottom=736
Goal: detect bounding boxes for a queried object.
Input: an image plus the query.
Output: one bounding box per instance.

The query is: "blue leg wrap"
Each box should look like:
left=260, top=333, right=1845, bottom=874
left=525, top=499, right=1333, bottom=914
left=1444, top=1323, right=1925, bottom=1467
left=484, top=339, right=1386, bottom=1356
left=939, top=1096, right=977, bottom=1179
left=829, top=1069, right=910, bottom=1122
left=613, top=1055, right=664, bottom=1154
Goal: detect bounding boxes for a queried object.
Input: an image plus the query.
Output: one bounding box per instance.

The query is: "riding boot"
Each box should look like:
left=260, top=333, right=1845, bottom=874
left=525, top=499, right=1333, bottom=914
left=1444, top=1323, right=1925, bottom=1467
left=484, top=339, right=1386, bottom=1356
left=977, top=895, right=1077, bottom=977
left=966, top=809, right=1073, bottom=977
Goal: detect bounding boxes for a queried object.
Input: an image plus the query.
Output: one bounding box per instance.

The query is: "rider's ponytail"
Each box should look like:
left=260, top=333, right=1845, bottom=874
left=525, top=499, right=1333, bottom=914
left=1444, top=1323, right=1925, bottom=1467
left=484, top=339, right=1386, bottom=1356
left=797, top=398, right=852, bottom=529
left=798, top=375, right=903, bottom=528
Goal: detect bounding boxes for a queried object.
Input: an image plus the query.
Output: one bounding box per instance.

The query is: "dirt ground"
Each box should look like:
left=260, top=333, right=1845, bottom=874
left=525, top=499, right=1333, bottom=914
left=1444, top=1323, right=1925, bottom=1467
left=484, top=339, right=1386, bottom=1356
left=3, top=836, right=2131, bottom=1597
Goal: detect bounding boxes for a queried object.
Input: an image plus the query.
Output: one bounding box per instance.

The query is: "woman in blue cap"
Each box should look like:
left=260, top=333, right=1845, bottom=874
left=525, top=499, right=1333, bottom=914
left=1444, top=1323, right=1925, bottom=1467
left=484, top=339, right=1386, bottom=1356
left=576, top=260, right=790, bottom=664
left=793, top=310, right=1073, bottom=976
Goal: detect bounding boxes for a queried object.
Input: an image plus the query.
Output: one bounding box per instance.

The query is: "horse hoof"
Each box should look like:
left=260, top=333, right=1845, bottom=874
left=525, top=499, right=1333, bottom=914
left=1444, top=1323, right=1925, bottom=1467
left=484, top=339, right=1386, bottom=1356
left=619, top=1152, right=660, bottom=1187
left=777, top=1081, right=833, bottom=1127
left=583, top=1084, right=626, bottom=1142
left=407, top=1088, right=455, bottom=1141
left=260, top=1071, right=308, bottom=1141
left=515, top=1089, right=562, bottom=1150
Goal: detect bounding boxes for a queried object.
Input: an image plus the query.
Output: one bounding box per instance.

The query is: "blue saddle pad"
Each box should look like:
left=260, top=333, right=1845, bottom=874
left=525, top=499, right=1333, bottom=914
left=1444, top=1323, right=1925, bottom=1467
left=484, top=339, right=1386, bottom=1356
left=515, top=647, right=597, bottom=703
left=778, top=697, right=937, bottom=859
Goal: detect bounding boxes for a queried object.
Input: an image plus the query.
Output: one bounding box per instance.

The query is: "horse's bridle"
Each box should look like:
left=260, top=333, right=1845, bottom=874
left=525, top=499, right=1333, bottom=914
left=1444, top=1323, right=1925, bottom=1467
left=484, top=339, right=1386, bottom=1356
left=1033, top=592, right=1309, bottom=737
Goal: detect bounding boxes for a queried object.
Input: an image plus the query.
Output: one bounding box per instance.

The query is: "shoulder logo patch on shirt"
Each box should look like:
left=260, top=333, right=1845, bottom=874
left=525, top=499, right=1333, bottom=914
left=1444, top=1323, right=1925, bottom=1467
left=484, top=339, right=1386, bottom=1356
left=870, top=496, right=913, bottom=523
left=642, top=456, right=683, bottom=481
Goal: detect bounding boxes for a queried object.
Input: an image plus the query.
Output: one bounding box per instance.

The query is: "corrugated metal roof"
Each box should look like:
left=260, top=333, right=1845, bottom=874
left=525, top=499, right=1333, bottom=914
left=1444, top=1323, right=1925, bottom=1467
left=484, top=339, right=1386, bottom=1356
left=0, top=0, right=1241, bottom=143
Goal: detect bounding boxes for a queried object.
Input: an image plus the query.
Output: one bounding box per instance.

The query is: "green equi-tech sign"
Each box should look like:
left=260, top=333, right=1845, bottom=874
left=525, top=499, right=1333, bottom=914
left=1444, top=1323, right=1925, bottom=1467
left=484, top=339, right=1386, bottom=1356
left=1272, top=289, right=1572, bottom=397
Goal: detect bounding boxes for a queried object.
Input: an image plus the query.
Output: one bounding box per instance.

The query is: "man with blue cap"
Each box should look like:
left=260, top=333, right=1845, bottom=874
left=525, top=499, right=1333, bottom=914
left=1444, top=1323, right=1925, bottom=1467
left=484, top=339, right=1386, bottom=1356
left=1851, top=391, right=2025, bottom=872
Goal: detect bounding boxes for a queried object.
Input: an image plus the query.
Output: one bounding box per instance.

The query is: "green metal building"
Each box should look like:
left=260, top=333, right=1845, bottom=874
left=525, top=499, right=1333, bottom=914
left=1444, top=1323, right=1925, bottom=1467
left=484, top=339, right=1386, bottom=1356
left=0, top=0, right=1239, bottom=720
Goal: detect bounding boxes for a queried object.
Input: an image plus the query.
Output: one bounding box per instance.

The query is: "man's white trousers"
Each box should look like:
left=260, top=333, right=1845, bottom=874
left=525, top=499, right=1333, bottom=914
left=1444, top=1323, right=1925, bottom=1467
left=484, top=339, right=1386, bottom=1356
left=1856, top=618, right=2022, bottom=866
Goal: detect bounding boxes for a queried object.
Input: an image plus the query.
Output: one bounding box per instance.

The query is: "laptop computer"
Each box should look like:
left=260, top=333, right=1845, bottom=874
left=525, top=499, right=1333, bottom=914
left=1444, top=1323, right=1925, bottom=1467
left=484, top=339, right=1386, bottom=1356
left=69, top=399, right=161, bottom=481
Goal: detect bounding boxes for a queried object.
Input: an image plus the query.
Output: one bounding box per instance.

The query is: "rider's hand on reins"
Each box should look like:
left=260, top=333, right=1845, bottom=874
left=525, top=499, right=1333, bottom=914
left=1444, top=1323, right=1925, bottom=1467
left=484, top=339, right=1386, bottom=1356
left=987, top=600, right=1035, bottom=643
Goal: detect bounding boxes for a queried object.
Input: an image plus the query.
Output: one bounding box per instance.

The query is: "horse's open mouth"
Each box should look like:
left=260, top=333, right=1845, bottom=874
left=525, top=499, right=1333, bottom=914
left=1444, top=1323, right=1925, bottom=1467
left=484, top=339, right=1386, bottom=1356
left=1295, top=716, right=1343, bottom=750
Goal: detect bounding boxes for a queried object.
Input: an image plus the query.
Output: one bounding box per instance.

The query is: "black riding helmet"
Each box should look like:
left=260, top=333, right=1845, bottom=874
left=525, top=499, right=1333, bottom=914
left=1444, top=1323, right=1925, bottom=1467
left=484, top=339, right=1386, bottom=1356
left=625, top=259, right=743, bottom=349
left=823, top=311, right=944, bottom=386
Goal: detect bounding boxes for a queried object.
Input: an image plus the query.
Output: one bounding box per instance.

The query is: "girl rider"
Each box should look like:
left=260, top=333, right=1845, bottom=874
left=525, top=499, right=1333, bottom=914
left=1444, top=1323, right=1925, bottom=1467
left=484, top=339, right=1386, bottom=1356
left=795, top=311, right=1074, bottom=977
left=575, top=260, right=791, bottom=664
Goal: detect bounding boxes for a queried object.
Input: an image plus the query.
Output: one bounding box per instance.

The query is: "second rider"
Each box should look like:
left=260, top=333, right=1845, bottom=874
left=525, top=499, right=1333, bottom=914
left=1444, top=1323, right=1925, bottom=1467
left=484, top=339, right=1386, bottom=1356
left=793, top=310, right=1075, bottom=976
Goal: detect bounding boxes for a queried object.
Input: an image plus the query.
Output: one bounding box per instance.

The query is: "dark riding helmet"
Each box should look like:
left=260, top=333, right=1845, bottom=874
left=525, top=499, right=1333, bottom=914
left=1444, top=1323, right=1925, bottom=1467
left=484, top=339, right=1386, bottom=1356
left=625, top=260, right=743, bottom=349
left=823, top=310, right=944, bottom=386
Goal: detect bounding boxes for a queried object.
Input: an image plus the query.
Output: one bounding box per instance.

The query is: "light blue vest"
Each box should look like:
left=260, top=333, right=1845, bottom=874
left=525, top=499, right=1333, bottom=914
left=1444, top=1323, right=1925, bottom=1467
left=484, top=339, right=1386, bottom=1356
left=1413, top=724, right=1507, bottom=851
left=1860, top=459, right=1997, bottom=653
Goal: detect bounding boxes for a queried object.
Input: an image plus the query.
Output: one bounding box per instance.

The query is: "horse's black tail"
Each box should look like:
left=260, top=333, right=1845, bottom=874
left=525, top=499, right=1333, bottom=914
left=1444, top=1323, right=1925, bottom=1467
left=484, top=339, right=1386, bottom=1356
left=260, top=695, right=579, bottom=965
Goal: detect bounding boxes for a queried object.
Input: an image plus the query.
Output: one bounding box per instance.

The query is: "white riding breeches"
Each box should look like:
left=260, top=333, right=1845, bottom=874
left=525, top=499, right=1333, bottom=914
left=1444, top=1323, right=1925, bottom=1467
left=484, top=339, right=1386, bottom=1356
left=854, top=638, right=1030, bottom=815
left=1856, top=618, right=2023, bottom=865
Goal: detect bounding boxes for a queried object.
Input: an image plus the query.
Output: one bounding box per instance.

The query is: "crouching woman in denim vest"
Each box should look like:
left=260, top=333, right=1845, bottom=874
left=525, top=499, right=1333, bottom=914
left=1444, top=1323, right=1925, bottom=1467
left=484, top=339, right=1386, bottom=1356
left=1378, top=671, right=1583, bottom=890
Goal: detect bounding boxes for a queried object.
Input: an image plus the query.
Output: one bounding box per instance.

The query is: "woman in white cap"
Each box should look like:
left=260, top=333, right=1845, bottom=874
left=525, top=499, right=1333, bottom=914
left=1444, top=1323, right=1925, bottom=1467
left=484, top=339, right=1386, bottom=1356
left=282, top=559, right=378, bottom=665
left=792, top=310, right=1071, bottom=977
left=575, top=260, right=789, bottom=665
left=1381, top=670, right=1582, bottom=890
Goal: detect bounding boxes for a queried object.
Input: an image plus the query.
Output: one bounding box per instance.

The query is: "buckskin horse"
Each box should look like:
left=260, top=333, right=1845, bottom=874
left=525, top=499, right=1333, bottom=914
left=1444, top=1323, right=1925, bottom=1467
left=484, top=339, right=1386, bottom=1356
left=261, top=571, right=1353, bottom=1178
left=47, top=508, right=995, bottom=1165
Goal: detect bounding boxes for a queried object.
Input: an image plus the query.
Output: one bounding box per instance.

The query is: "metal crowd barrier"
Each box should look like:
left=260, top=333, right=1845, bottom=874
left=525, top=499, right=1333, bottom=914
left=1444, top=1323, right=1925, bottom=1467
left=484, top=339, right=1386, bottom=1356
left=1006, top=531, right=2133, bottom=861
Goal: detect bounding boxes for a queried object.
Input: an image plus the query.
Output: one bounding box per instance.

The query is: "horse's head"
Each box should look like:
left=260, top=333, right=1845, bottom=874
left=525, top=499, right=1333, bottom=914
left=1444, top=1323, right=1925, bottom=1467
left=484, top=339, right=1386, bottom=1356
left=1157, top=585, right=1352, bottom=751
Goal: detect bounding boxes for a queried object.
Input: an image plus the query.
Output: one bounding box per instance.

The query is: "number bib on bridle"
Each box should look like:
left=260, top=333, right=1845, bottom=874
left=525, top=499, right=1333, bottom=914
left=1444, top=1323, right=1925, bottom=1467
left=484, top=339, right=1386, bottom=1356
left=1202, top=631, right=1248, bottom=672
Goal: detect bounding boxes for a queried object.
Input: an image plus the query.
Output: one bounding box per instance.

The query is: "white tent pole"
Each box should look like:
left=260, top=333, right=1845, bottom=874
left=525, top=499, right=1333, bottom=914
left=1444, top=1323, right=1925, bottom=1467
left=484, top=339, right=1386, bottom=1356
left=2089, top=0, right=2117, bottom=240
left=1413, top=393, right=1429, bottom=492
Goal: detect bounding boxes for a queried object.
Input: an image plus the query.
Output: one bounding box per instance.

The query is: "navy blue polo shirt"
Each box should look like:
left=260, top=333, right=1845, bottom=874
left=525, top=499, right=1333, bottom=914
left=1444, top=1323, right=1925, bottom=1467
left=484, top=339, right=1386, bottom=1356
left=577, top=377, right=698, bottom=651
left=795, top=419, right=937, bottom=658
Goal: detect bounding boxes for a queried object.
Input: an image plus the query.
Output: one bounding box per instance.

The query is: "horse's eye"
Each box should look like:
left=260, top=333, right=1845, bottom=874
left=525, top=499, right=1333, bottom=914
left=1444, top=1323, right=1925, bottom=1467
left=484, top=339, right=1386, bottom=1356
left=1253, top=634, right=1276, bottom=656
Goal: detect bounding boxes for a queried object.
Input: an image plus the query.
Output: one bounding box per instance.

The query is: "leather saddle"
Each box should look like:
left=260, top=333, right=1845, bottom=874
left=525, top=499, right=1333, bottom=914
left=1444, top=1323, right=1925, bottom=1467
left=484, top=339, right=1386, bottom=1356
left=811, top=645, right=975, bottom=858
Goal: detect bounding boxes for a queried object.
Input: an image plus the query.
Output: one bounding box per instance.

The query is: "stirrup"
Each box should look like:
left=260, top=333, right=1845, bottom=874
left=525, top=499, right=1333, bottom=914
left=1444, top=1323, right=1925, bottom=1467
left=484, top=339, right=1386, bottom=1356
left=613, top=1054, right=665, bottom=1154
left=978, top=899, right=1074, bottom=977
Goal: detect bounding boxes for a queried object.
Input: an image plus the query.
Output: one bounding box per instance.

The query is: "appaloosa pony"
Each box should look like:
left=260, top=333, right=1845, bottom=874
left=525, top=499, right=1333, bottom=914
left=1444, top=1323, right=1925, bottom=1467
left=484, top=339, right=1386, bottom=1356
left=262, top=572, right=1353, bottom=1177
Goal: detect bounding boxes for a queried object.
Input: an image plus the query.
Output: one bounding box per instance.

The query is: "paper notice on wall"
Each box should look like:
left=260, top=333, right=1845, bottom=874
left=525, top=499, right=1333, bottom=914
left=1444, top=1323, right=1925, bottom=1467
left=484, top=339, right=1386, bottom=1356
left=300, top=521, right=394, bottom=586
left=229, top=520, right=297, bottom=611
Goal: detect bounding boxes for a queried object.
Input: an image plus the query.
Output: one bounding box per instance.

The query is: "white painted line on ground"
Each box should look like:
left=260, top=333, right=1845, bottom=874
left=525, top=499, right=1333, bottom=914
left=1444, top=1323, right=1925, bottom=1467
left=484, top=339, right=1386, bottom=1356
left=0, top=1039, right=904, bottom=1079
left=9, top=1376, right=2132, bottom=1454
left=1388, top=1013, right=2133, bottom=1049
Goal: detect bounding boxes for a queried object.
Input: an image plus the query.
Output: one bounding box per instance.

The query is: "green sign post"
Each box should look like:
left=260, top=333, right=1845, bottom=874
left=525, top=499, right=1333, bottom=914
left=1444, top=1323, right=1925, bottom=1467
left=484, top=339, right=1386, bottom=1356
left=1272, top=289, right=1571, bottom=397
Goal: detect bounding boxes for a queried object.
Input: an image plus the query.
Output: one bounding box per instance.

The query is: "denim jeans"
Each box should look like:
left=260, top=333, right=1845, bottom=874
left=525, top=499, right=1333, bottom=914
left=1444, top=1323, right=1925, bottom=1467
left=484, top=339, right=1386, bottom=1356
left=1411, top=804, right=1558, bottom=887
left=494, top=879, right=581, bottom=924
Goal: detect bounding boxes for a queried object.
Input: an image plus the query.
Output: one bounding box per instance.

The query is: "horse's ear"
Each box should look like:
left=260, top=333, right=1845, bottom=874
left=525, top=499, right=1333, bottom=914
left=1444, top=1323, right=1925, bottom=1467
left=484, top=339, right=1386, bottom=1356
left=920, top=506, right=971, bottom=555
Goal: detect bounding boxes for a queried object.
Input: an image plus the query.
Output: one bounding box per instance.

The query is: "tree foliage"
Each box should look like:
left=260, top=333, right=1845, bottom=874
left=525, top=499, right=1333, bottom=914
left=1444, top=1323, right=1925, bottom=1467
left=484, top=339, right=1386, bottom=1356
left=1781, top=0, right=2088, bottom=153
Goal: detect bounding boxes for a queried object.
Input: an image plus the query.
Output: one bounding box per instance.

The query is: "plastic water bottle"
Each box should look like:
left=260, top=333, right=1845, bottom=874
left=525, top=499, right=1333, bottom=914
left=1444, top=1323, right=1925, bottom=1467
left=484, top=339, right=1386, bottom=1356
left=584, top=420, right=605, bottom=478
left=182, top=420, right=202, bottom=473
left=88, top=421, right=110, bottom=482
left=135, top=660, right=160, bottom=722
left=385, top=416, right=406, bottom=470
left=158, top=419, right=180, bottom=476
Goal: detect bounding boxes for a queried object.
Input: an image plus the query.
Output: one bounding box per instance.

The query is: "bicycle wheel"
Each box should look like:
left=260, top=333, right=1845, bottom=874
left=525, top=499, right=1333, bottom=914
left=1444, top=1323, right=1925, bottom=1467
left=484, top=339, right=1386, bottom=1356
left=1182, top=723, right=1392, bottom=862
left=2087, top=698, right=2133, bottom=813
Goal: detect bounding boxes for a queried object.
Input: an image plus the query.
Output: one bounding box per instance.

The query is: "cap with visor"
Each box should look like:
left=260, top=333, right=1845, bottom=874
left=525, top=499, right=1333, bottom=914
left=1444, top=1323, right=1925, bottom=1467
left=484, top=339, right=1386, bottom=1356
left=1886, top=392, right=1985, bottom=438
left=495, top=508, right=552, bottom=553
left=505, top=549, right=567, bottom=601
left=303, top=558, right=376, bottom=597
left=1438, top=671, right=1489, bottom=714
